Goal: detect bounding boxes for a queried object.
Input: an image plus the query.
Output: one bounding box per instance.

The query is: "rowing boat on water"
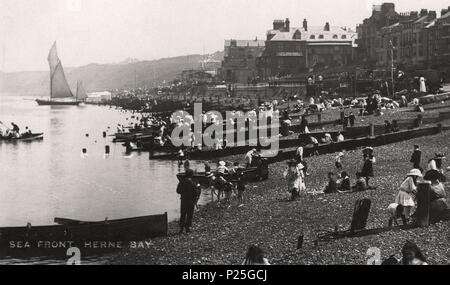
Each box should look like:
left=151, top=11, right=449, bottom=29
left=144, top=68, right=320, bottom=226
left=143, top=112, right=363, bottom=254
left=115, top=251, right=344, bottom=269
left=0, top=213, right=168, bottom=258
left=0, top=133, right=44, bottom=142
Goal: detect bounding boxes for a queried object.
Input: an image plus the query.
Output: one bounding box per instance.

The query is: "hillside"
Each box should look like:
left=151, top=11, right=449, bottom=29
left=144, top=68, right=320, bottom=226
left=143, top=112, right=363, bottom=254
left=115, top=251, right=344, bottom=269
left=0, top=51, right=223, bottom=96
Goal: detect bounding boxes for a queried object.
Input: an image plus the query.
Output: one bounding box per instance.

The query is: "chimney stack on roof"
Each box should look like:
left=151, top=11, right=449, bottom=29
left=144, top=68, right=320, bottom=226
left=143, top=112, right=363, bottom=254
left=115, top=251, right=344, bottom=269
left=420, top=9, right=428, bottom=17
left=285, top=18, right=290, bottom=31
left=273, top=19, right=284, bottom=31
left=428, top=10, right=436, bottom=20
left=441, top=8, right=448, bottom=16
left=324, top=22, right=330, bottom=31
left=410, top=11, right=418, bottom=19
left=303, top=19, right=308, bottom=31
left=381, top=3, right=395, bottom=14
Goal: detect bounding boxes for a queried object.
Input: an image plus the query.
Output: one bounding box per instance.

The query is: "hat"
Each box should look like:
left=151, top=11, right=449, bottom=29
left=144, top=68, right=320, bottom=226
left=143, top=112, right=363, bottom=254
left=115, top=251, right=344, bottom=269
left=338, top=152, right=344, bottom=156
left=363, top=147, right=374, bottom=152
left=287, top=160, right=297, bottom=166
left=185, top=169, right=194, bottom=178
left=434, top=153, right=446, bottom=159
left=423, top=169, right=441, bottom=181
left=218, top=161, right=226, bottom=166
left=406, top=169, right=423, bottom=177
left=297, top=163, right=305, bottom=170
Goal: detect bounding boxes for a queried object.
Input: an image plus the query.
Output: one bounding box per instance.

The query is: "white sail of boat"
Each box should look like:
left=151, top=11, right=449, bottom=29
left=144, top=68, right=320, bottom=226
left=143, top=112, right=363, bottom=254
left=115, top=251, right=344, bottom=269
left=76, top=81, right=88, bottom=101
left=48, top=42, right=73, bottom=99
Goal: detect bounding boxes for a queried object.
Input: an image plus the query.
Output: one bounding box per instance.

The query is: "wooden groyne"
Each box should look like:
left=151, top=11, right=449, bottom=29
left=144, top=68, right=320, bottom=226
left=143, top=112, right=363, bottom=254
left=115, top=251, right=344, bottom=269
left=267, top=124, right=446, bottom=164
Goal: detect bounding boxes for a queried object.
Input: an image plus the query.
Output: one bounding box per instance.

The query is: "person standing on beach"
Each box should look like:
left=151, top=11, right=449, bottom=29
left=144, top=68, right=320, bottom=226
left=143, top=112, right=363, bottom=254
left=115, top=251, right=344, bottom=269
left=310, top=136, right=320, bottom=156
left=176, top=169, right=197, bottom=234
left=410, top=145, right=422, bottom=170
left=348, top=112, right=356, bottom=127
left=299, top=116, right=309, bottom=133
left=361, top=147, right=375, bottom=188
left=283, top=160, right=305, bottom=201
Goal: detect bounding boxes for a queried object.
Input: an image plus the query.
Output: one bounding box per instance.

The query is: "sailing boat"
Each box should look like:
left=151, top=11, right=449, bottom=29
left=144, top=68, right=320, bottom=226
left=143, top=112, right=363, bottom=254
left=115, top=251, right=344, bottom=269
left=36, top=42, right=79, bottom=106
left=75, top=80, right=88, bottom=103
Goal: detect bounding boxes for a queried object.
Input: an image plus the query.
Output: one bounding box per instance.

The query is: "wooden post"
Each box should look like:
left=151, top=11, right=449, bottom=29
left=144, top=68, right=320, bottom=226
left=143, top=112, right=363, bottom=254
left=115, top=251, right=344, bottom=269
left=415, top=114, right=423, bottom=128
left=369, top=123, right=375, bottom=137
left=416, top=182, right=431, bottom=227
left=437, top=123, right=442, bottom=133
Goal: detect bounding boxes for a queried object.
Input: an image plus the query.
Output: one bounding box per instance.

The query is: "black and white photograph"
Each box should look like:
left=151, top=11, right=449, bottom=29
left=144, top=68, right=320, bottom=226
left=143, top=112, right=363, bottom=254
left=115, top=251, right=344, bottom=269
left=0, top=0, right=449, bottom=271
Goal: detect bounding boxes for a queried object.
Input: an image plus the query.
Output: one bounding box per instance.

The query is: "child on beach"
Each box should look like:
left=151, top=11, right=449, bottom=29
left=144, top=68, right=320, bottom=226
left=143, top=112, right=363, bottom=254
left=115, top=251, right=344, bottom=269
left=283, top=160, right=305, bottom=201
left=387, top=203, right=407, bottom=227
left=352, top=172, right=367, bottom=192
left=235, top=169, right=247, bottom=206
left=242, top=245, right=270, bottom=265
left=338, top=171, right=351, bottom=192
left=324, top=172, right=338, bottom=194
left=395, top=169, right=422, bottom=222
left=335, top=152, right=344, bottom=171
left=401, top=240, right=428, bottom=265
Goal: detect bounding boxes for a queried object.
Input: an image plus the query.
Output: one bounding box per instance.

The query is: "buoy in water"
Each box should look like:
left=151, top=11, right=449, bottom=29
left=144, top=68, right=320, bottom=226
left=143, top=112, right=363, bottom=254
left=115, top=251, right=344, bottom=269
left=82, top=148, right=87, bottom=154
left=85, top=133, right=89, bottom=137
left=105, top=145, right=110, bottom=154
left=103, top=131, right=107, bottom=137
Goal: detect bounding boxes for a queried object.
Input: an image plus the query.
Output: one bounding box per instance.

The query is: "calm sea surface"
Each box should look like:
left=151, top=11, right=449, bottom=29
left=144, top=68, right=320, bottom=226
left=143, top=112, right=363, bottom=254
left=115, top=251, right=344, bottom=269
left=0, top=94, right=208, bottom=264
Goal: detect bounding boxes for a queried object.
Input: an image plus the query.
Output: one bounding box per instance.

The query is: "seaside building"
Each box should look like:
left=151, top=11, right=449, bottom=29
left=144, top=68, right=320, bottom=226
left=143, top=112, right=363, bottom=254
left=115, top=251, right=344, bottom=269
left=358, top=3, right=450, bottom=74
left=425, top=8, right=450, bottom=71
left=357, top=3, right=403, bottom=65
left=260, top=18, right=357, bottom=78
left=220, top=39, right=265, bottom=83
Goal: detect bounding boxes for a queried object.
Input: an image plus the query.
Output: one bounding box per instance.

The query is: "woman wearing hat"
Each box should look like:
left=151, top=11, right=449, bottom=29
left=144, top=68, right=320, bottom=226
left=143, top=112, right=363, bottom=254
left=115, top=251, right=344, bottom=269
left=361, top=147, right=376, bottom=188
left=425, top=169, right=448, bottom=223
left=395, top=169, right=422, bottom=222
left=427, top=153, right=446, bottom=181
left=283, top=160, right=305, bottom=201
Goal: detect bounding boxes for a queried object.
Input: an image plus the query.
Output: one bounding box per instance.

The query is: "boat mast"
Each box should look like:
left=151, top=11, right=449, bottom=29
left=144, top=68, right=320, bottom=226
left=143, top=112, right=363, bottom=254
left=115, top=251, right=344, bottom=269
left=50, top=64, right=53, bottom=101
left=76, top=80, right=79, bottom=101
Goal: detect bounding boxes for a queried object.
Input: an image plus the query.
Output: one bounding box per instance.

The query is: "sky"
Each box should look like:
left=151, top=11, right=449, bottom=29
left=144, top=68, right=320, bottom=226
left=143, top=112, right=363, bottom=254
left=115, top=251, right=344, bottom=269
left=0, top=0, right=448, bottom=72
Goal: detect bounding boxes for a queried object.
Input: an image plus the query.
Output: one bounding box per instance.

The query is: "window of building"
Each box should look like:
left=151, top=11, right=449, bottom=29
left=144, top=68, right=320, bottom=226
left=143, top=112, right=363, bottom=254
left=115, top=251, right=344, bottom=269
left=318, top=35, right=324, bottom=39
left=310, top=35, right=315, bottom=39
left=341, top=35, right=347, bottom=39
left=333, top=34, right=338, bottom=39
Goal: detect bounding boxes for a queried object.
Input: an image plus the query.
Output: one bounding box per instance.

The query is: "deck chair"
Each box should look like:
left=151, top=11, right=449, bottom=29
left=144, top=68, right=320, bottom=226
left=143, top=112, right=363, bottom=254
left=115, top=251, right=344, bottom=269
left=350, top=198, right=371, bottom=233
left=315, top=198, right=372, bottom=242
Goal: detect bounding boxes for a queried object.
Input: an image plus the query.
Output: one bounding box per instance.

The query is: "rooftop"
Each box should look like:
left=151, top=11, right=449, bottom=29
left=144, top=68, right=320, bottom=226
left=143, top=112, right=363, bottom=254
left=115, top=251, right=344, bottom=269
left=224, top=39, right=265, bottom=47
left=267, top=26, right=357, bottom=43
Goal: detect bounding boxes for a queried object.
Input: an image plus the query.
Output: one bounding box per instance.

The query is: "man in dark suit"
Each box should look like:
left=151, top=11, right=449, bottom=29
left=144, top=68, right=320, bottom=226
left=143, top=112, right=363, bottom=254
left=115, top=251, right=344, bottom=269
left=410, top=144, right=422, bottom=170
left=176, top=169, right=197, bottom=234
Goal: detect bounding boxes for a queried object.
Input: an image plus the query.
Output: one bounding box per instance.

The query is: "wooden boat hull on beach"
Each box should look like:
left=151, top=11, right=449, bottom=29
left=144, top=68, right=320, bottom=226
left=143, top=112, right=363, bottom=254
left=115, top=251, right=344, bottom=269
left=0, top=213, right=168, bottom=258
left=0, top=133, right=44, bottom=142
left=36, top=99, right=80, bottom=106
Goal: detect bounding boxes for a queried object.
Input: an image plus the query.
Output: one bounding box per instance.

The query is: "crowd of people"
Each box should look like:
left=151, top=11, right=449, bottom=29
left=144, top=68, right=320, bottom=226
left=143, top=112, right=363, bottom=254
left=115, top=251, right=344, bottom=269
left=389, top=148, right=448, bottom=225
left=175, top=149, right=267, bottom=233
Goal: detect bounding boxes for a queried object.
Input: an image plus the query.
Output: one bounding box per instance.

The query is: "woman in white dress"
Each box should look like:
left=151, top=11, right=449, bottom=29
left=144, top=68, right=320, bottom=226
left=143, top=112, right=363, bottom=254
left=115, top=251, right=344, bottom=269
left=419, top=76, right=426, bottom=93
left=283, top=160, right=305, bottom=200
left=395, top=169, right=422, bottom=221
